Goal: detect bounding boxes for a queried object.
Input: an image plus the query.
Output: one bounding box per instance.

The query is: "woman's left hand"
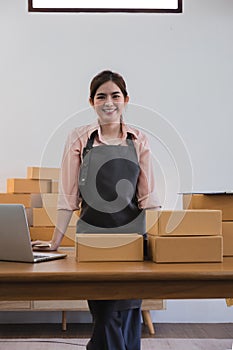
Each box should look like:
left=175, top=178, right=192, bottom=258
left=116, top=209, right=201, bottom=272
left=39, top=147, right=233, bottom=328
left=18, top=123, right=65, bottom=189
left=31, top=240, right=55, bottom=251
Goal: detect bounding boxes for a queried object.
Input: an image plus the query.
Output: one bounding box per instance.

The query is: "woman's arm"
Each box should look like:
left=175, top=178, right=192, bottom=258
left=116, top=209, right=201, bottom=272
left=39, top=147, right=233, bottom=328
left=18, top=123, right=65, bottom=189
left=32, top=129, right=82, bottom=251
left=31, top=209, right=73, bottom=251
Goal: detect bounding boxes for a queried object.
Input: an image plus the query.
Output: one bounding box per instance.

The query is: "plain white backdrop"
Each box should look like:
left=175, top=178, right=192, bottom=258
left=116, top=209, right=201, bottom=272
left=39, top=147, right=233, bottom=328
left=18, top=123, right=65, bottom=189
left=0, top=0, right=233, bottom=323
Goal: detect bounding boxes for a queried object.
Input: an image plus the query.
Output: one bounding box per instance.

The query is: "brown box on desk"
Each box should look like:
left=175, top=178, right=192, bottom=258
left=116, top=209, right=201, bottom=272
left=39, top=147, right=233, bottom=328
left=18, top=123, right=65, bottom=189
left=7, top=179, right=51, bottom=194
left=146, top=210, right=221, bottom=236
left=157, top=210, right=222, bottom=236
left=76, top=234, right=143, bottom=262
left=183, top=193, right=233, bottom=221
left=222, top=222, right=233, bottom=256
left=146, top=210, right=159, bottom=235
left=148, top=235, right=223, bottom=263
left=0, top=193, right=42, bottom=208
left=27, top=167, right=60, bottom=181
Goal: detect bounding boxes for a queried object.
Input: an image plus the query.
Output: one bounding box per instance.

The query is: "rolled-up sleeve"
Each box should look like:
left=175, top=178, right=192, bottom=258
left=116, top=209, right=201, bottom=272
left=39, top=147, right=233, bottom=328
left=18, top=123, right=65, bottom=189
left=136, top=135, right=161, bottom=209
left=57, top=129, right=82, bottom=211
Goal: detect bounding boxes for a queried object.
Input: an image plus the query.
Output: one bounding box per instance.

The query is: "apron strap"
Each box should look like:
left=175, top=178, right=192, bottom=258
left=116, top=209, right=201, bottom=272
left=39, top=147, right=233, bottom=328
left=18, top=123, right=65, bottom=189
left=82, top=130, right=98, bottom=158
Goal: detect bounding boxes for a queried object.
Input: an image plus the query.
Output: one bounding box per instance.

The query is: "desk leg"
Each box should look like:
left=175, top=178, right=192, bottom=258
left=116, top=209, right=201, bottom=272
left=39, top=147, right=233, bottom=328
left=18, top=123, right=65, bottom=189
left=62, top=311, right=67, bottom=331
left=141, top=310, right=155, bottom=335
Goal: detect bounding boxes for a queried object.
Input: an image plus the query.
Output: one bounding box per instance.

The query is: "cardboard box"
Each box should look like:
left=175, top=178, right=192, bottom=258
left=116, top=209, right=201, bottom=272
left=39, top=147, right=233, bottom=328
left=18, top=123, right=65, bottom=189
left=146, top=210, right=221, bottom=236
left=183, top=193, right=233, bottom=221
left=146, top=210, right=159, bottom=235
left=30, top=226, right=75, bottom=246
left=27, top=167, right=60, bottom=181
left=157, top=210, right=222, bottom=236
left=148, top=235, right=223, bottom=263
left=25, top=208, right=33, bottom=226
left=222, top=222, right=233, bottom=256
left=141, top=299, right=166, bottom=310
left=51, top=181, right=59, bottom=193
left=76, top=233, right=143, bottom=262
left=41, top=193, right=58, bottom=208
left=7, top=179, right=51, bottom=194
left=0, top=193, right=42, bottom=208
left=33, top=208, right=79, bottom=227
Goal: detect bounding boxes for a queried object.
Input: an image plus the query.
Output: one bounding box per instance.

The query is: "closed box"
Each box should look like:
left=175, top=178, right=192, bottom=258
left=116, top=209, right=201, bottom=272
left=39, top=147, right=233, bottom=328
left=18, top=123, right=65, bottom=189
left=222, top=222, right=233, bottom=256
left=148, top=235, right=223, bottom=263
left=41, top=193, right=58, bottom=208
left=51, top=181, right=59, bottom=193
left=30, top=226, right=75, bottom=246
left=7, top=179, right=51, bottom=194
left=32, top=208, right=79, bottom=227
left=25, top=208, right=33, bottom=226
left=146, top=210, right=159, bottom=235
left=76, top=233, right=143, bottom=262
left=183, top=193, right=233, bottom=221
left=141, top=299, right=166, bottom=310
left=0, top=193, right=42, bottom=208
left=157, top=210, right=222, bottom=236
left=27, top=167, right=60, bottom=181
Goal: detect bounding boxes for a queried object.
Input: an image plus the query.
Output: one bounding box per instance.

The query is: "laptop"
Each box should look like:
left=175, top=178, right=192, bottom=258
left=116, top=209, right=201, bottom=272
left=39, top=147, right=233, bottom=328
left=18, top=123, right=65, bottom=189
left=0, top=204, right=67, bottom=263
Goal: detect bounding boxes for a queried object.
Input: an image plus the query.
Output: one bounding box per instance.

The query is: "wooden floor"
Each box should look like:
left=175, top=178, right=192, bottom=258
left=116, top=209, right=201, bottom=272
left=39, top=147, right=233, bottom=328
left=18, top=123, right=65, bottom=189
left=0, top=323, right=233, bottom=339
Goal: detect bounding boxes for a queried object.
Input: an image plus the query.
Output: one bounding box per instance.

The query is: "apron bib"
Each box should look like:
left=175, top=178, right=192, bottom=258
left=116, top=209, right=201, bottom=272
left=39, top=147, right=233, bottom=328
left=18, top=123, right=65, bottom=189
left=76, top=131, right=145, bottom=234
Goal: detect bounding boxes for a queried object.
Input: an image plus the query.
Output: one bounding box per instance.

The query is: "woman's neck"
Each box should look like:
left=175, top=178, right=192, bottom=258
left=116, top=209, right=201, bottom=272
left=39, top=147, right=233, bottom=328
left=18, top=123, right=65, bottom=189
left=100, top=122, right=122, bottom=140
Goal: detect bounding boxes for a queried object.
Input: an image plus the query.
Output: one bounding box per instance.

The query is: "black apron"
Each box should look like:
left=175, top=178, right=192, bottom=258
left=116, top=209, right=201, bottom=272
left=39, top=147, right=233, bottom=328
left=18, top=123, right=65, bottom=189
left=77, top=130, right=145, bottom=311
left=77, top=130, right=146, bottom=234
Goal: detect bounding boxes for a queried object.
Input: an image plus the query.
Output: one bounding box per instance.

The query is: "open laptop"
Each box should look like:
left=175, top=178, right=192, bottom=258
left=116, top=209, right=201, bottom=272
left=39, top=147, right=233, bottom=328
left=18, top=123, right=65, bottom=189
left=0, top=204, right=67, bottom=263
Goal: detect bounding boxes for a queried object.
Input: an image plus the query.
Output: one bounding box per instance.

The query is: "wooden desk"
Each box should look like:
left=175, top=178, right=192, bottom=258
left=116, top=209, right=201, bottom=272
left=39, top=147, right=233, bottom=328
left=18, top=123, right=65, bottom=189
left=1, top=252, right=233, bottom=301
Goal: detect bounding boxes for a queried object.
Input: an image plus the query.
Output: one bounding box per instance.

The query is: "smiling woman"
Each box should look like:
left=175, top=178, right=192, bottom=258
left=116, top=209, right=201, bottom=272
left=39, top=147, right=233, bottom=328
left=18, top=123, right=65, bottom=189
left=28, top=0, right=182, bottom=13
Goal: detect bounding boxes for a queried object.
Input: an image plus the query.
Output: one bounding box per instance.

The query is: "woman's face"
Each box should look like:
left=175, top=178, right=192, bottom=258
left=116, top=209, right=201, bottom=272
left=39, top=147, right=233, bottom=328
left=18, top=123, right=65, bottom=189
left=90, top=81, right=129, bottom=125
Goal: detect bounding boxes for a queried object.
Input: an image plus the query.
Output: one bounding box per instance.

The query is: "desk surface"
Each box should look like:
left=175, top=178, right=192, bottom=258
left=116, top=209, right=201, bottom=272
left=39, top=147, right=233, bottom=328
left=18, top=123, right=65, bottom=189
left=1, top=251, right=233, bottom=301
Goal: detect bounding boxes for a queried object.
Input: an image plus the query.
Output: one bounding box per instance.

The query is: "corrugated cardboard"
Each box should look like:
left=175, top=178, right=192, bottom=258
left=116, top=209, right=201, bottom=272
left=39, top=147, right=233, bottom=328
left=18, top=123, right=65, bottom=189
left=146, top=210, right=221, bottom=236
left=41, top=193, right=58, bottom=207
left=25, top=208, right=33, bottom=226
left=33, top=208, right=79, bottom=227
left=76, top=233, right=143, bottom=262
left=183, top=193, right=233, bottom=221
left=222, top=222, right=233, bottom=256
left=27, top=167, right=60, bottom=181
left=146, top=210, right=159, bottom=235
left=7, top=178, right=51, bottom=194
left=0, top=193, right=42, bottom=208
left=148, top=235, right=223, bottom=263
left=30, top=226, right=75, bottom=246
left=51, top=181, right=59, bottom=193
left=141, top=299, right=166, bottom=310
left=157, top=210, right=222, bottom=236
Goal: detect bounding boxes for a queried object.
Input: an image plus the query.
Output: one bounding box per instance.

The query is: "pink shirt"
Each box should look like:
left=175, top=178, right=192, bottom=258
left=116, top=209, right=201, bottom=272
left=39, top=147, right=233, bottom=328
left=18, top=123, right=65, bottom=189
left=57, top=121, right=161, bottom=211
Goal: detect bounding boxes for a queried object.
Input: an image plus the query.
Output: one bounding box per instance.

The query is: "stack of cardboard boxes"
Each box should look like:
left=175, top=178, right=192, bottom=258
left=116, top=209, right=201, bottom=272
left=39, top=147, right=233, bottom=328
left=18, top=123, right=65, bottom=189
left=0, top=167, right=78, bottom=246
left=182, top=193, right=233, bottom=305
left=183, top=193, right=233, bottom=257
left=147, top=209, right=223, bottom=263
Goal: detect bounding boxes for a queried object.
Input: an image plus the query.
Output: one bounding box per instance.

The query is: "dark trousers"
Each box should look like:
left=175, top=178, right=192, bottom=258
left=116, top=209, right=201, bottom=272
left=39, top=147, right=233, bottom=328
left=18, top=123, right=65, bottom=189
left=86, top=300, right=141, bottom=350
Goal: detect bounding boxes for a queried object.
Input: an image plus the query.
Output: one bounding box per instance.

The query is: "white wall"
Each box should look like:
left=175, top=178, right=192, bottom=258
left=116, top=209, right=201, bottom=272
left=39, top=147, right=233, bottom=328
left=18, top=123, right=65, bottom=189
left=0, top=0, right=233, bottom=323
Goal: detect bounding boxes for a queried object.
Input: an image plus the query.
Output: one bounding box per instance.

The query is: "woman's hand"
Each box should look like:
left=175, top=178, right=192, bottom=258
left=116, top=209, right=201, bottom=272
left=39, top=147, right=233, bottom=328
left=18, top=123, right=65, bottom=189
left=31, top=240, right=57, bottom=251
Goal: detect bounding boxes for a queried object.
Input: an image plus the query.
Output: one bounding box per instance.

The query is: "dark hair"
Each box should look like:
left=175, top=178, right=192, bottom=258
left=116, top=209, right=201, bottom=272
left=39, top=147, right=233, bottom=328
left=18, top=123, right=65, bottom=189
left=89, top=70, right=128, bottom=102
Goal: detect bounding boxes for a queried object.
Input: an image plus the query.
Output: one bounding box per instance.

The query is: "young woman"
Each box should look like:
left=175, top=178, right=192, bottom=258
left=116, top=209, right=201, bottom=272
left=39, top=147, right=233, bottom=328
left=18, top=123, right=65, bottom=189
left=32, top=70, right=161, bottom=350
